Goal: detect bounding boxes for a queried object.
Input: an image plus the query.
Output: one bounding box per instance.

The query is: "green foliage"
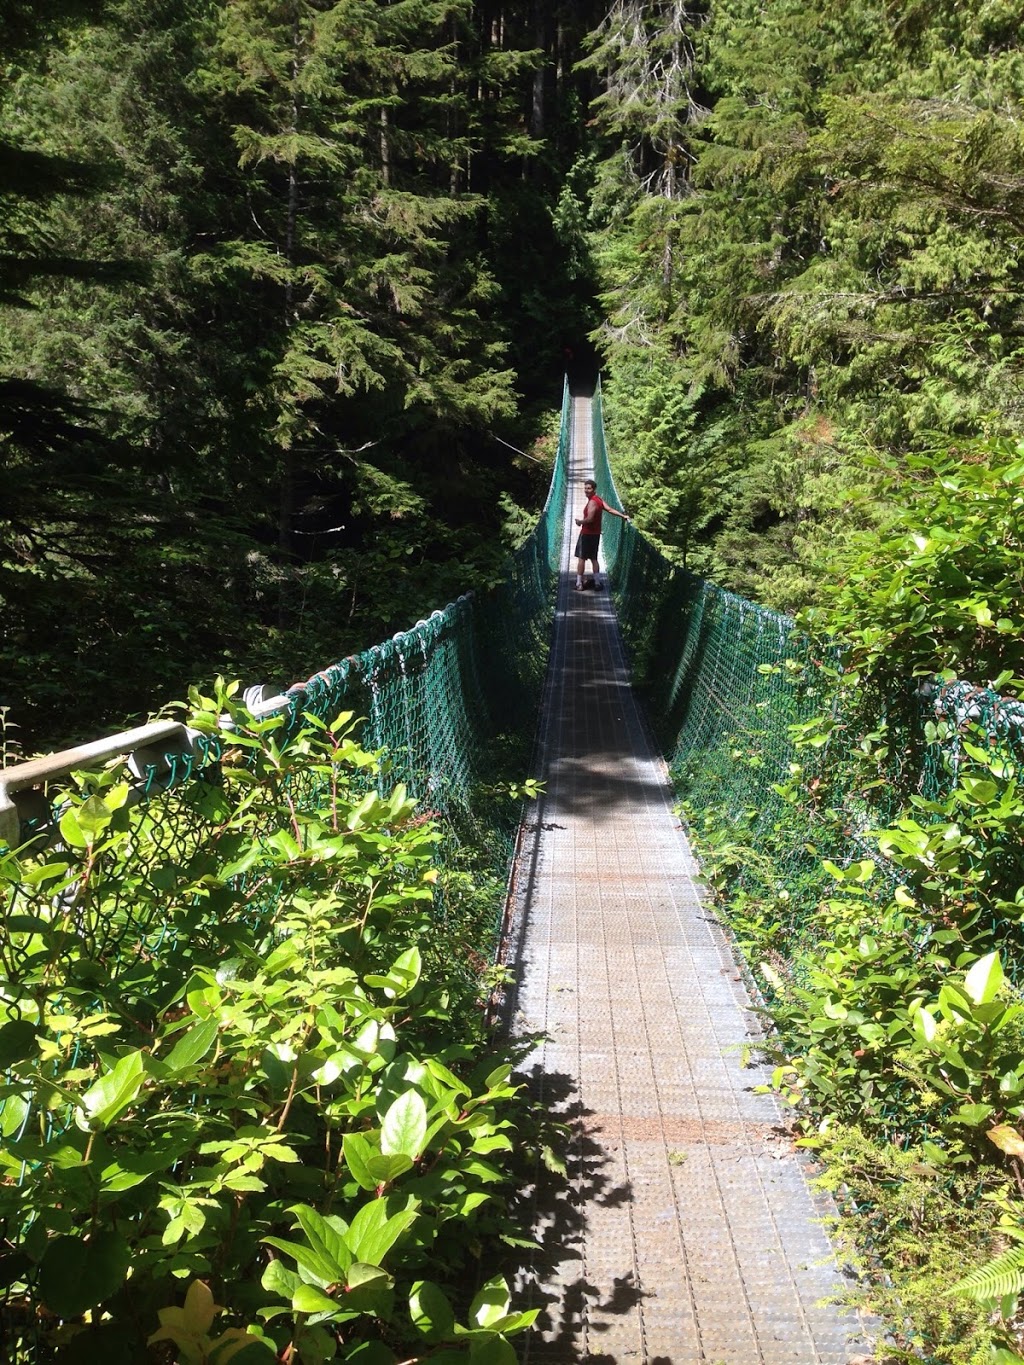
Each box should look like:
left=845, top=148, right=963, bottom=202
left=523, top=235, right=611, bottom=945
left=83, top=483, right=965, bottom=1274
left=612, top=416, right=1024, bottom=1359
left=0, top=0, right=592, bottom=750
left=0, top=702, right=547, bottom=1362
left=585, top=0, right=1024, bottom=611
left=814, top=1124, right=1022, bottom=1365
left=804, top=438, right=1024, bottom=701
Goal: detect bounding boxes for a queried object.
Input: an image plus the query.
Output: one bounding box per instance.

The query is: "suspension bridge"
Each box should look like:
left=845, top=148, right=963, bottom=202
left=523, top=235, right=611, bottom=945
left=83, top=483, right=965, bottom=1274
left=0, top=381, right=875, bottom=1362
left=503, top=390, right=865, bottom=1364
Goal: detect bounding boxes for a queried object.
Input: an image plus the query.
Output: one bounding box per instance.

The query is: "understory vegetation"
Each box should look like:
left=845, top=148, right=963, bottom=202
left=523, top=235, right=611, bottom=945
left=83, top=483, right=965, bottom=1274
left=673, top=440, right=1024, bottom=1364
left=0, top=698, right=554, bottom=1363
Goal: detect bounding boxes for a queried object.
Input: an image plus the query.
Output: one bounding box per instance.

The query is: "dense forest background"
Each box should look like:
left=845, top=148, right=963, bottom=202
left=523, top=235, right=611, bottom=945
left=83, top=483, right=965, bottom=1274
left=3, top=0, right=1023, bottom=752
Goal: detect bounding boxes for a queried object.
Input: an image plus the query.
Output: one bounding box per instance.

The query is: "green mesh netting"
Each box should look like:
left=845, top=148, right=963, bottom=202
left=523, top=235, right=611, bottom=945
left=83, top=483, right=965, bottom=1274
left=277, top=376, right=568, bottom=841
left=12, top=378, right=568, bottom=864
left=593, top=381, right=1024, bottom=988
left=0, top=383, right=570, bottom=1196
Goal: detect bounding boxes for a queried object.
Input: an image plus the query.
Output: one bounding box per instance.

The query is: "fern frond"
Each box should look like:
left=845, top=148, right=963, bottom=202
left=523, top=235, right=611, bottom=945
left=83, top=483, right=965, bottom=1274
left=948, top=1243, right=1024, bottom=1304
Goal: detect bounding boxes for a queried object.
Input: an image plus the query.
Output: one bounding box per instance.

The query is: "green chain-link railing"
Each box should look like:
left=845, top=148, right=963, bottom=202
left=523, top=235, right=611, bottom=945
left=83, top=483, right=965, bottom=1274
left=5, top=378, right=569, bottom=862
left=593, top=382, right=1024, bottom=987
left=0, top=379, right=570, bottom=1132
left=277, top=376, right=568, bottom=840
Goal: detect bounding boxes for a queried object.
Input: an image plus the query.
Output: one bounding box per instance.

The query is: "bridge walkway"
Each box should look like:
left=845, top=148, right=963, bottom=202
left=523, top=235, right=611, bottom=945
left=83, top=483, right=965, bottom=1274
left=506, top=395, right=866, bottom=1364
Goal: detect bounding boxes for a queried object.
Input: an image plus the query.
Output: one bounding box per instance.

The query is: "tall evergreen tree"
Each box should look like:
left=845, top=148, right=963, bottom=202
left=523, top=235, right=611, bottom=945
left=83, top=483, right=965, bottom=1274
left=583, top=0, right=1024, bottom=609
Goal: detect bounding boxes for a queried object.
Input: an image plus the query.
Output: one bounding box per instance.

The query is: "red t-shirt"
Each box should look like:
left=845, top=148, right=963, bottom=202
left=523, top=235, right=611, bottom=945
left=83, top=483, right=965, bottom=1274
left=581, top=494, right=606, bottom=534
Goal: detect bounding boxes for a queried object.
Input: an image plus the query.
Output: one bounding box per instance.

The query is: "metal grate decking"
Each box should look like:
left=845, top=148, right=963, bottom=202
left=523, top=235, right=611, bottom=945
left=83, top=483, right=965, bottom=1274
left=505, top=396, right=868, bottom=1364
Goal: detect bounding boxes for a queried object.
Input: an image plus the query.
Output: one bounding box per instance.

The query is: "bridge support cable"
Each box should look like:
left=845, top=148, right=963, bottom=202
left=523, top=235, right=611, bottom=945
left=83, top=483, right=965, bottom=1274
left=504, top=393, right=867, bottom=1363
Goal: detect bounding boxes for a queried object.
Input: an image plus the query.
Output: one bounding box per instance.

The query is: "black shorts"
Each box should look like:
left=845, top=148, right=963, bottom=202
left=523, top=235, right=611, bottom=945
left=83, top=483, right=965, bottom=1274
left=574, top=532, right=600, bottom=561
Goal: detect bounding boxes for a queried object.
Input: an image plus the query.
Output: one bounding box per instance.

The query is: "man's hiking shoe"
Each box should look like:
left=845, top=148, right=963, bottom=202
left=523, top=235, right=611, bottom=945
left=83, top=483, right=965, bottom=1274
left=592, top=581, right=603, bottom=591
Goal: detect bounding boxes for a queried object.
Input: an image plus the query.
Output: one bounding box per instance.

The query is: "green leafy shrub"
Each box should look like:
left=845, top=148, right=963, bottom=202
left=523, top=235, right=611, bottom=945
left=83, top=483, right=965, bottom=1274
left=0, top=697, right=544, bottom=1363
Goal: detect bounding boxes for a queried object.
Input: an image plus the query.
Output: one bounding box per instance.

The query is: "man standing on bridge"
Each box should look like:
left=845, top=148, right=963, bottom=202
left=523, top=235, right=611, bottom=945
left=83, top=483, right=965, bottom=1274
left=574, top=478, right=630, bottom=591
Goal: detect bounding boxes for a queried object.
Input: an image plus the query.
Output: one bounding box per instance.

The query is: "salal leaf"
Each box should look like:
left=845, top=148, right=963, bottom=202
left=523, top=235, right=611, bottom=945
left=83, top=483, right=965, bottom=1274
left=346, top=1198, right=418, bottom=1267
left=470, top=1276, right=511, bottom=1328
left=468, top=1334, right=518, bottom=1365
left=913, top=1007, right=937, bottom=1044
left=345, top=1263, right=394, bottom=1314
left=262, top=1258, right=301, bottom=1298
left=77, top=1051, right=146, bottom=1132
left=38, top=1231, right=130, bottom=1316
left=381, top=1090, right=427, bottom=1159
left=424, top=1057, right=470, bottom=1097
left=365, top=1153, right=414, bottom=1184
left=164, top=1019, right=219, bottom=1073
left=0, top=1020, right=39, bottom=1069
left=410, top=1280, right=456, bottom=1343
left=265, top=1207, right=351, bottom=1286
left=965, top=951, right=1004, bottom=1007
left=343, top=1132, right=380, bottom=1191
left=955, top=1103, right=994, bottom=1127
left=487, top=1310, right=540, bottom=1334
left=371, top=947, right=421, bottom=1000
left=292, top=1283, right=347, bottom=1316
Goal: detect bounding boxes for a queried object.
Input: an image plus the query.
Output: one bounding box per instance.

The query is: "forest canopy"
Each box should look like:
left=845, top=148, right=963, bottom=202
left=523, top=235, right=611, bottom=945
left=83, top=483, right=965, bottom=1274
left=4, top=0, right=1024, bottom=742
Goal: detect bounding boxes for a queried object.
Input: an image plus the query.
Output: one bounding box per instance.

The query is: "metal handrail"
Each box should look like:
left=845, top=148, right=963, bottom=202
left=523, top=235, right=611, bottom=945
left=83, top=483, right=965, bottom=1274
left=0, top=686, right=290, bottom=850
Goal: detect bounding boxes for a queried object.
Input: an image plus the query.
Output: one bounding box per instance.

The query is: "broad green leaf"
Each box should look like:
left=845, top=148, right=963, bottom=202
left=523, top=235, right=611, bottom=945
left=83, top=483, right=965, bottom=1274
left=913, top=1007, right=937, bottom=1044
left=365, top=1153, right=414, bottom=1184
left=77, top=1051, right=146, bottom=1131
left=262, top=1259, right=300, bottom=1298
left=186, top=980, right=222, bottom=1019
left=0, top=1094, right=29, bottom=1139
left=424, top=1058, right=470, bottom=1096
left=263, top=1237, right=340, bottom=1288
left=410, top=1280, right=456, bottom=1342
left=0, top=1020, right=38, bottom=1068
left=470, top=1276, right=511, bottom=1328
left=961, top=777, right=998, bottom=805
left=347, top=1199, right=418, bottom=1267
left=38, top=1231, right=130, bottom=1316
left=468, top=1333, right=518, bottom=1365
left=344, top=1263, right=394, bottom=1314
left=290, top=1325, right=340, bottom=1365
left=487, top=1310, right=541, bottom=1335
left=387, top=947, right=421, bottom=998
left=76, top=795, right=113, bottom=838
left=349, top=1263, right=392, bottom=1291
left=58, top=809, right=89, bottom=849
left=164, top=1019, right=219, bottom=1073
left=381, top=1090, right=427, bottom=1159
left=343, top=1132, right=380, bottom=1191
left=964, top=951, right=1004, bottom=1007
left=291, top=1206, right=353, bottom=1278
left=292, top=1284, right=343, bottom=1315
left=954, top=1103, right=994, bottom=1127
